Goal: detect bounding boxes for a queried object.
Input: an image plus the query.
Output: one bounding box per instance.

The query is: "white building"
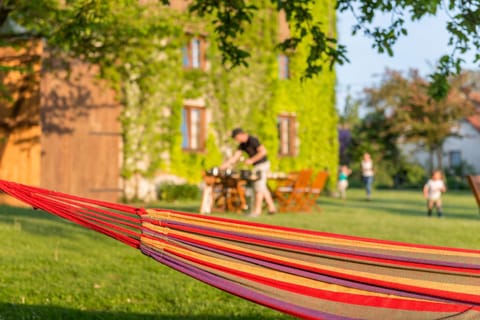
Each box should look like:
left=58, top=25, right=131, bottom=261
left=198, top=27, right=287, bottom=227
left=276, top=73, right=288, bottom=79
left=401, top=106, right=480, bottom=174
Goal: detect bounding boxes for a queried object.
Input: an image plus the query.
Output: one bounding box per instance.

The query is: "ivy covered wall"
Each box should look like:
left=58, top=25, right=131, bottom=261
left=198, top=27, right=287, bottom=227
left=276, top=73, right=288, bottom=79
left=270, top=1, right=339, bottom=182
left=121, top=0, right=338, bottom=197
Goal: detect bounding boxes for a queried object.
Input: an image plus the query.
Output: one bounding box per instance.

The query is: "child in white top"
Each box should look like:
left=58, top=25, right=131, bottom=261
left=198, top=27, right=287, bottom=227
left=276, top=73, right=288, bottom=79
left=361, top=153, right=374, bottom=200
left=423, top=170, right=447, bottom=217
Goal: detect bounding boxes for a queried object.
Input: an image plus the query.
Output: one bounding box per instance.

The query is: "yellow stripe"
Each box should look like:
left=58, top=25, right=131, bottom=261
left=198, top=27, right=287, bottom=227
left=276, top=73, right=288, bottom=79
left=142, top=222, right=480, bottom=296
left=145, top=210, right=480, bottom=259
left=142, top=235, right=424, bottom=301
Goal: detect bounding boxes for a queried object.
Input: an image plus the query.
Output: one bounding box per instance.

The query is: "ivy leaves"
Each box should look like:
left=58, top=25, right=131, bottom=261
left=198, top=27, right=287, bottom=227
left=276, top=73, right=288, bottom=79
left=185, top=0, right=480, bottom=100
left=189, top=0, right=256, bottom=68
left=3, top=0, right=480, bottom=101
left=187, top=0, right=347, bottom=79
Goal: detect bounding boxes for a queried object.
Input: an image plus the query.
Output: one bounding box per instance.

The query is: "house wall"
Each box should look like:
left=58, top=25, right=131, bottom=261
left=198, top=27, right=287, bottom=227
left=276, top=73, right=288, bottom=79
left=151, top=0, right=338, bottom=187
left=0, top=39, right=42, bottom=206
left=270, top=0, right=338, bottom=179
left=401, top=121, right=480, bottom=174
left=442, top=122, right=480, bottom=173
left=40, top=54, right=122, bottom=202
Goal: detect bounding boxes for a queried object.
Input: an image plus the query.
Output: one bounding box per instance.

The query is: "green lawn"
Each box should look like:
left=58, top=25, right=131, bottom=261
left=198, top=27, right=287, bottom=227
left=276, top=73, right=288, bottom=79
left=0, top=188, right=478, bottom=320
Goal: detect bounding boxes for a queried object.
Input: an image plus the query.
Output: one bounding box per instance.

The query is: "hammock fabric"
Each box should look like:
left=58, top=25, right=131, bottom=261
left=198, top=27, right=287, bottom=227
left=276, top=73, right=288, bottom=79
left=0, top=180, right=479, bottom=320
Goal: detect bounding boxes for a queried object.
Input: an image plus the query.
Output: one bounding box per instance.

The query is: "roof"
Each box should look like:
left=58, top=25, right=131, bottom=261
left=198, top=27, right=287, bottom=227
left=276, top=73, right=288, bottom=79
left=467, top=91, right=480, bottom=132
left=467, top=114, right=480, bottom=132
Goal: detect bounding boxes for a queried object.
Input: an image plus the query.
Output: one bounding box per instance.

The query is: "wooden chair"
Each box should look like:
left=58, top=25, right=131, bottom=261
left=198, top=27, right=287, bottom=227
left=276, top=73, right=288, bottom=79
left=467, top=175, right=480, bottom=214
left=224, top=176, right=248, bottom=213
left=301, top=170, right=329, bottom=212
left=274, top=169, right=313, bottom=212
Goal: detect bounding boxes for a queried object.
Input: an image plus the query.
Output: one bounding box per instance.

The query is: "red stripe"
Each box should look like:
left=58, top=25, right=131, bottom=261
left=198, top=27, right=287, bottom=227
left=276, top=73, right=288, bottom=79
left=0, top=180, right=140, bottom=214
left=145, top=221, right=480, bottom=275
left=0, top=180, right=142, bottom=248
left=150, top=209, right=480, bottom=254
left=155, top=227, right=480, bottom=291
left=151, top=241, right=474, bottom=313
left=143, top=226, right=480, bottom=306
left=49, top=195, right=141, bottom=224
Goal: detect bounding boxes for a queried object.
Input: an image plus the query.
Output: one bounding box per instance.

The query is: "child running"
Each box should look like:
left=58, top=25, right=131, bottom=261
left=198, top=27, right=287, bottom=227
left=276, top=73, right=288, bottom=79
left=423, top=170, right=447, bottom=217
left=337, top=165, right=352, bottom=200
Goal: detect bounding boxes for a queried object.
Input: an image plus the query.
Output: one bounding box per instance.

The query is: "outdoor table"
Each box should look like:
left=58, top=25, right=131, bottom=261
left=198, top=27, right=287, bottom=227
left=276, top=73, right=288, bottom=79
left=200, top=169, right=258, bottom=214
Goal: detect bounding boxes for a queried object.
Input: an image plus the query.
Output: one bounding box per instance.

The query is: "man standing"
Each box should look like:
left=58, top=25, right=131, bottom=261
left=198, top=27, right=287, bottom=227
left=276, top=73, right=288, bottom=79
left=221, top=128, right=276, bottom=217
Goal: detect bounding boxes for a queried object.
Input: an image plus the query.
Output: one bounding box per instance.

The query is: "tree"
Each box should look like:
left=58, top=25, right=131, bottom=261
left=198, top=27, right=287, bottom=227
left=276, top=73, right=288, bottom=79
left=1, top=0, right=339, bottom=197
left=338, top=89, right=361, bottom=165
left=364, top=69, right=475, bottom=172
left=2, top=0, right=479, bottom=100
left=185, top=0, right=480, bottom=100
left=0, top=0, right=187, bottom=200
left=348, top=105, right=402, bottom=187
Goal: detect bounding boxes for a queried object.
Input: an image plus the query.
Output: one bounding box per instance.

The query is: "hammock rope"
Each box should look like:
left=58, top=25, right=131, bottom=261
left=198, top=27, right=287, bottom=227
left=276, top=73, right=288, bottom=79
left=1, top=179, right=479, bottom=320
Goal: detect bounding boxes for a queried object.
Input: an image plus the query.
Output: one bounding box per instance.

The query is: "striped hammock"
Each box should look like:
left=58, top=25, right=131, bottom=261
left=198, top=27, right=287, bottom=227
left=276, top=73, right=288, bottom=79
left=0, top=179, right=479, bottom=320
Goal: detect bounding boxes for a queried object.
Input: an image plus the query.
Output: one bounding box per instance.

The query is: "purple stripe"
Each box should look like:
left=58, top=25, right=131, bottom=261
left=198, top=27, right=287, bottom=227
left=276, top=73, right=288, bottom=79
left=158, top=220, right=480, bottom=270
left=143, top=228, right=480, bottom=306
left=140, top=244, right=357, bottom=320
left=164, top=235, right=466, bottom=305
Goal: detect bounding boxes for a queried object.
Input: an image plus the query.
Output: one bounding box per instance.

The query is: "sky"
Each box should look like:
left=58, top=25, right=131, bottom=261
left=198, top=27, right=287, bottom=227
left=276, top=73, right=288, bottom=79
left=335, top=9, right=479, bottom=113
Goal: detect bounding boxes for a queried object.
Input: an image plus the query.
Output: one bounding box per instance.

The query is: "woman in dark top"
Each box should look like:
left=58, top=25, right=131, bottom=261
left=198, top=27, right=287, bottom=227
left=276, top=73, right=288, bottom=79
left=221, top=128, right=276, bottom=217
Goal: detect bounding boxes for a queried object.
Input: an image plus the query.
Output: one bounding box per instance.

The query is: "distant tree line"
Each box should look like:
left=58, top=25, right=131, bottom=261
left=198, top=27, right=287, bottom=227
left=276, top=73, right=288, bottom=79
left=340, top=69, right=476, bottom=189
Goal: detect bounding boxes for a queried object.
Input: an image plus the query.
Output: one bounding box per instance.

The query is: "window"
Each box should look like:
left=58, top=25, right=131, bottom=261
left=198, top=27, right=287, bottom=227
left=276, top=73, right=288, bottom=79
left=449, top=150, right=462, bottom=168
left=278, top=54, right=290, bottom=79
left=277, top=114, right=296, bottom=156
left=181, top=106, right=206, bottom=152
left=182, top=37, right=206, bottom=70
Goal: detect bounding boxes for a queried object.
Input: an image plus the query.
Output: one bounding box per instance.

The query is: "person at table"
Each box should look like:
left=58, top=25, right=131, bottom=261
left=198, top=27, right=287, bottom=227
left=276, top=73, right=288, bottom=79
left=220, top=128, right=276, bottom=217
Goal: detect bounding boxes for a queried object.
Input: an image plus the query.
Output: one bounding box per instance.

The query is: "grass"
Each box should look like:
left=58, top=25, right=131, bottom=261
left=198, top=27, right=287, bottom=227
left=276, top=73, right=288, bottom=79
left=0, top=188, right=479, bottom=319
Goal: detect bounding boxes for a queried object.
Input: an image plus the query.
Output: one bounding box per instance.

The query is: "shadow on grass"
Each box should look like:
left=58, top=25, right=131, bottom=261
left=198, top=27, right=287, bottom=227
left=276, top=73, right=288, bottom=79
left=0, top=202, right=205, bottom=242
left=0, top=205, right=127, bottom=241
left=320, top=196, right=480, bottom=220
left=0, top=303, right=281, bottom=320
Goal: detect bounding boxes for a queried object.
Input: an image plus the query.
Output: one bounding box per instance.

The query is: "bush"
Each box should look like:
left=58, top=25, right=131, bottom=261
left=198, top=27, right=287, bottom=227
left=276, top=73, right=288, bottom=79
left=439, top=161, right=476, bottom=190
left=156, top=183, right=200, bottom=202
left=373, top=162, right=395, bottom=189
left=345, top=162, right=363, bottom=188
left=400, top=162, right=427, bottom=189
left=444, top=175, right=470, bottom=190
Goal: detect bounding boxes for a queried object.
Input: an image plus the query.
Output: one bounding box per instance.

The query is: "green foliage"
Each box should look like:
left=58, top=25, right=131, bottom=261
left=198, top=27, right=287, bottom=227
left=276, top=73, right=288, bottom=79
left=444, top=161, right=476, bottom=190
left=363, top=69, right=474, bottom=172
left=165, top=0, right=338, bottom=188
left=188, top=0, right=347, bottom=80
left=336, top=0, right=480, bottom=100
left=445, top=174, right=471, bottom=191
left=1, top=0, right=338, bottom=193
left=372, top=162, right=395, bottom=189
left=188, top=1, right=257, bottom=68
left=403, top=162, right=427, bottom=188
left=269, top=1, right=339, bottom=188
left=339, top=89, right=361, bottom=129
left=348, top=106, right=400, bottom=169
left=3, top=0, right=480, bottom=101
left=149, top=0, right=337, bottom=188
left=347, top=151, right=428, bottom=189
left=156, top=182, right=200, bottom=202
left=185, top=0, right=480, bottom=99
